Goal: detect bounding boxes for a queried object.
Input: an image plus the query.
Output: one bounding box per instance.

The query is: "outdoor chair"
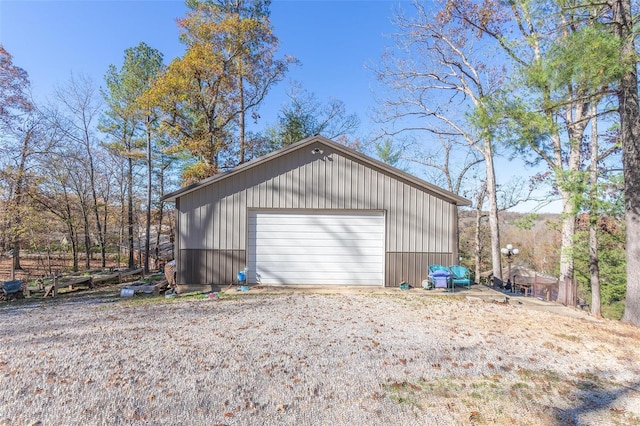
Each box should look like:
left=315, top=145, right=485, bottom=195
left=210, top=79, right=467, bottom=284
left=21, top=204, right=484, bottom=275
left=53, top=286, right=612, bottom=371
left=427, top=264, right=452, bottom=291
left=449, top=265, right=472, bottom=290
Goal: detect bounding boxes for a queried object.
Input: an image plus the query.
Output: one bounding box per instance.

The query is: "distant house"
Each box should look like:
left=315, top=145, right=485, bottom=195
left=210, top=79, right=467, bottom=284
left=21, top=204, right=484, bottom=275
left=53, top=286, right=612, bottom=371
left=162, top=136, right=471, bottom=292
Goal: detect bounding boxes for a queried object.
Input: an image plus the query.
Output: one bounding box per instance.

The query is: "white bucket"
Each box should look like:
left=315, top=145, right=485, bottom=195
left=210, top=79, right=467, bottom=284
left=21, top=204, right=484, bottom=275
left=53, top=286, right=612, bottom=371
left=120, top=288, right=134, bottom=297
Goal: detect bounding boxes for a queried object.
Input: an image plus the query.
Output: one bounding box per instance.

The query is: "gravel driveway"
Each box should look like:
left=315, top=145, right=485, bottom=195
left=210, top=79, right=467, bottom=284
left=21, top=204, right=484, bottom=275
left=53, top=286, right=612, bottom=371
left=1, top=291, right=639, bottom=425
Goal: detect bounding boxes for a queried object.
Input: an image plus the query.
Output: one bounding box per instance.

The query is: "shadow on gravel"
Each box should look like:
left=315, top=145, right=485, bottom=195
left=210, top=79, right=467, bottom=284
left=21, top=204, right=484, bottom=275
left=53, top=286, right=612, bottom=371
left=552, top=375, right=640, bottom=425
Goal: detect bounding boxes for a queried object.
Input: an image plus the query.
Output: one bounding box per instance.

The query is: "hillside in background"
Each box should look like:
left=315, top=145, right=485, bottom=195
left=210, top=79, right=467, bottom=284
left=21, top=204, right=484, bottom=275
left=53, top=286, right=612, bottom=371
left=459, top=211, right=562, bottom=277
left=459, top=210, right=626, bottom=319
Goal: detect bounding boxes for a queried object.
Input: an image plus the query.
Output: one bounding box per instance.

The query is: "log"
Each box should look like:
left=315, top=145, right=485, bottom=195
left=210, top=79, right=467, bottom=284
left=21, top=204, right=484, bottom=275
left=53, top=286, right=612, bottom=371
left=90, top=273, right=119, bottom=285
left=58, top=276, right=92, bottom=288
left=119, top=268, right=144, bottom=278
left=118, top=268, right=144, bottom=283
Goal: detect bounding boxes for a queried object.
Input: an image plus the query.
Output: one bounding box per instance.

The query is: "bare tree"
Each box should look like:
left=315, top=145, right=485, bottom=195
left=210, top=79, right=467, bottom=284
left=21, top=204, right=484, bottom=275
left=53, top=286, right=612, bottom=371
left=0, top=108, right=60, bottom=273
left=30, top=150, right=83, bottom=272
left=403, top=136, right=484, bottom=196
left=103, top=146, right=128, bottom=268
left=373, top=2, right=506, bottom=281
left=446, top=0, right=621, bottom=305
left=52, top=74, right=107, bottom=268
left=0, top=45, right=34, bottom=271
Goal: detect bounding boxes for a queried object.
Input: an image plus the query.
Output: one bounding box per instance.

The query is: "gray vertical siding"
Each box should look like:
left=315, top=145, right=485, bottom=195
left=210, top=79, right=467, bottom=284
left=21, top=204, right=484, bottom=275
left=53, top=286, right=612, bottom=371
left=176, top=142, right=459, bottom=287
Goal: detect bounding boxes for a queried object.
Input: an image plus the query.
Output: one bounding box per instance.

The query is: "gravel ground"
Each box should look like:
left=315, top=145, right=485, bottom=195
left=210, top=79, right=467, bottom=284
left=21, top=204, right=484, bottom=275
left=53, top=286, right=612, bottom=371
left=1, top=291, right=639, bottom=425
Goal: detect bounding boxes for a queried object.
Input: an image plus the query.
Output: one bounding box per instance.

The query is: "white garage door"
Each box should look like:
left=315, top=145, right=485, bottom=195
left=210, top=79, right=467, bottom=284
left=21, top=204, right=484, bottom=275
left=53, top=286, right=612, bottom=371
left=248, top=211, right=385, bottom=285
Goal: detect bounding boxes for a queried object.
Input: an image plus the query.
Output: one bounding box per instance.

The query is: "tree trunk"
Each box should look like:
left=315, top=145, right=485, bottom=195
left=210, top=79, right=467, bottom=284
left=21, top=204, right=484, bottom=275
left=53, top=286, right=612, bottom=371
left=82, top=208, right=91, bottom=270
left=557, top=193, right=576, bottom=305
left=72, top=230, right=79, bottom=272
left=556, top=118, right=586, bottom=305
left=127, top=156, right=135, bottom=268
left=484, top=146, right=502, bottom=284
left=101, top=189, right=109, bottom=269
left=155, top=201, right=164, bottom=269
left=83, top=123, right=106, bottom=269
left=614, top=0, right=640, bottom=326
left=118, top=170, right=125, bottom=269
left=11, top=130, right=31, bottom=271
left=474, top=182, right=487, bottom=285
left=144, top=116, right=152, bottom=273
left=238, top=74, right=246, bottom=164
left=169, top=213, right=175, bottom=260
left=589, top=102, right=601, bottom=318
left=557, top=98, right=589, bottom=305
left=155, top=167, right=166, bottom=269
left=11, top=243, right=21, bottom=272
left=65, top=219, right=79, bottom=273
left=89, top=165, right=106, bottom=268
left=47, top=247, right=52, bottom=276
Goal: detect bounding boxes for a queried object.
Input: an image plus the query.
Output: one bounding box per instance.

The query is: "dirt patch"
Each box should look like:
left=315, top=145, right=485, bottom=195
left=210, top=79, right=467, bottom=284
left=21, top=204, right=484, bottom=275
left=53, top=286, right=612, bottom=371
left=0, top=292, right=638, bottom=425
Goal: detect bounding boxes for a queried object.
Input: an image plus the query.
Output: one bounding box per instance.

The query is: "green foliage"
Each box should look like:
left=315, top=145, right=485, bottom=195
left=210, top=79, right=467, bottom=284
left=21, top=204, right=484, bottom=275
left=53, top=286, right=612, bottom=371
left=467, top=90, right=559, bottom=169
left=279, top=107, right=317, bottom=146
left=488, top=94, right=557, bottom=158
left=555, top=168, right=589, bottom=214
left=532, top=23, right=624, bottom=94
left=574, top=218, right=626, bottom=318
left=602, top=301, right=625, bottom=321
left=512, top=213, right=540, bottom=231
left=100, top=42, right=164, bottom=155
left=0, top=45, right=33, bottom=129
left=374, top=139, right=404, bottom=169
left=597, top=173, right=625, bottom=217
left=148, top=0, right=293, bottom=179
left=264, top=84, right=360, bottom=152
left=573, top=169, right=624, bottom=319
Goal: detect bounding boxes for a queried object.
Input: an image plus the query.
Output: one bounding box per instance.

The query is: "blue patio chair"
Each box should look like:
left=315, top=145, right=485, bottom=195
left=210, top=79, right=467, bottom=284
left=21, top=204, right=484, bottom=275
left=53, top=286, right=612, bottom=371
left=449, top=265, right=472, bottom=290
left=427, top=264, right=452, bottom=291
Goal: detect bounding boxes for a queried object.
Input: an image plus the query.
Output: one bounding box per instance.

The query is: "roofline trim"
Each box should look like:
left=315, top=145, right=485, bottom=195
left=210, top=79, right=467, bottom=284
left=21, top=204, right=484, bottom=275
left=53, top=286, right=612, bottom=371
left=161, top=135, right=472, bottom=206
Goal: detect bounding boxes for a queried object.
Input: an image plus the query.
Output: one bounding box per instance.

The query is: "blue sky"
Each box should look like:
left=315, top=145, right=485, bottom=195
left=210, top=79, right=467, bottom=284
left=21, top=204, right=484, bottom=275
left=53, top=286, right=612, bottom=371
left=0, top=0, right=398, bottom=131
left=0, top=0, right=560, bottom=213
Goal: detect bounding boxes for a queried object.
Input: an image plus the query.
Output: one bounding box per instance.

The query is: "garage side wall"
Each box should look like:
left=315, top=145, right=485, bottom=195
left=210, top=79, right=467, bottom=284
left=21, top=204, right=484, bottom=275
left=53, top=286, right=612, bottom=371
left=176, top=144, right=456, bottom=288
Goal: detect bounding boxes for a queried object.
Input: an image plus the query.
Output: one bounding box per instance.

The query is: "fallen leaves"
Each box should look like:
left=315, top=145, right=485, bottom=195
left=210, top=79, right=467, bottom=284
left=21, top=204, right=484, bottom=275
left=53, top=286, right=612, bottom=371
left=131, top=408, right=147, bottom=421
left=1, top=292, right=638, bottom=425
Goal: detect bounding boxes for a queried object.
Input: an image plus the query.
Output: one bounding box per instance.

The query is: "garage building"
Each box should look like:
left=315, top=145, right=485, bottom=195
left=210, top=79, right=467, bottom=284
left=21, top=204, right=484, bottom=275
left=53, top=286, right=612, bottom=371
left=162, top=136, right=471, bottom=291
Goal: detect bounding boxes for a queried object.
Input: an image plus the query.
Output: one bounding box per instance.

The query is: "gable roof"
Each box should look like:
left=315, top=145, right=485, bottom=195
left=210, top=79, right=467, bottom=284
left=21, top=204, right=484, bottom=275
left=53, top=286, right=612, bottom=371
left=162, top=135, right=471, bottom=206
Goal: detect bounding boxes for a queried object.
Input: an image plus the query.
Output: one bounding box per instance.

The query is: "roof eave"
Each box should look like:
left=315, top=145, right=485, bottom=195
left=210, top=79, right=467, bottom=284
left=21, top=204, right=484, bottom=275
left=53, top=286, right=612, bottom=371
left=161, top=135, right=472, bottom=206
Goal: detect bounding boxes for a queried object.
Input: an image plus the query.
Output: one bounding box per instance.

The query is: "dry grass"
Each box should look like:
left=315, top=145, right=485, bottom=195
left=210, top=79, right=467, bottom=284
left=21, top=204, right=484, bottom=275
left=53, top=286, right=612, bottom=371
left=1, top=290, right=639, bottom=425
